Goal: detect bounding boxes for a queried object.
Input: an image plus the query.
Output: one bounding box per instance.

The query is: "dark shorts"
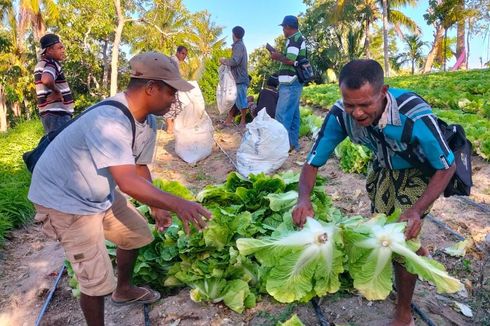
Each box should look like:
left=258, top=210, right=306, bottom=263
left=366, top=163, right=431, bottom=217
left=40, top=111, right=72, bottom=134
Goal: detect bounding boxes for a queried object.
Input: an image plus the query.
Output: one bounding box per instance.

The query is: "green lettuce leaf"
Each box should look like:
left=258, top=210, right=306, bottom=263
left=237, top=218, right=344, bottom=303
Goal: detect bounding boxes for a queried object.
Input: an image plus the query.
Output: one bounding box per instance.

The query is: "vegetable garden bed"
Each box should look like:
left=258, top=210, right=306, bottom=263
left=0, top=69, right=489, bottom=325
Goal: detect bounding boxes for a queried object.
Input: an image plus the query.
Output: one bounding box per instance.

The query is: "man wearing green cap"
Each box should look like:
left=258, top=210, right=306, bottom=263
left=29, top=52, right=212, bottom=326
left=34, top=33, right=75, bottom=134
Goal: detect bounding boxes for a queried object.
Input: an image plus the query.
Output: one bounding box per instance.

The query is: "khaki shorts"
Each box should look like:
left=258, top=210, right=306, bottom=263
left=34, top=190, right=153, bottom=296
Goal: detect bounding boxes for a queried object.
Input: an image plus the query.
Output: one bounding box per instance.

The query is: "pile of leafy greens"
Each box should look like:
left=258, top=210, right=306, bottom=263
left=130, top=171, right=332, bottom=313
left=67, top=171, right=462, bottom=313
left=238, top=213, right=462, bottom=303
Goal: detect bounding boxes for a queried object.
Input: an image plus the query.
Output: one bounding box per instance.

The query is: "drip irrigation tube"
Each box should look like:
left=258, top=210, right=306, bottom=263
left=457, top=196, right=490, bottom=214
left=310, top=297, right=330, bottom=326
left=426, top=214, right=465, bottom=241
left=35, top=264, right=65, bottom=326
left=144, top=303, right=151, bottom=326
left=411, top=303, right=437, bottom=326
left=214, top=135, right=240, bottom=172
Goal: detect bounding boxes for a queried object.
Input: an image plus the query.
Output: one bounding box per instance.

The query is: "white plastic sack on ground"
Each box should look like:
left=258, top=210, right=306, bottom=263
left=216, top=65, right=236, bottom=114
left=174, top=80, right=214, bottom=164
left=236, top=109, right=290, bottom=177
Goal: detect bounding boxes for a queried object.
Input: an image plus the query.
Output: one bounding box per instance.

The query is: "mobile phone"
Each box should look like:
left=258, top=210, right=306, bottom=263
left=266, top=43, right=276, bottom=53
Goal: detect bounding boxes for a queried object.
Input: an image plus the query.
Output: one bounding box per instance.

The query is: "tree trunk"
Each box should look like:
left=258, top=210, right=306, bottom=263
left=381, top=0, right=390, bottom=77
left=423, top=24, right=445, bottom=73
left=466, top=19, right=470, bottom=70
left=23, top=99, right=31, bottom=119
left=110, top=0, right=125, bottom=96
left=102, top=39, right=110, bottom=93
left=456, top=22, right=466, bottom=69
left=455, top=0, right=466, bottom=70
left=411, top=60, right=415, bottom=75
left=12, top=102, right=21, bottom=117
left=0, top=85, right=7, bottom=132
left=443, top=29, right=447, bottom=71
left=364, top=19, right=371, bottom=58
left=33, top=12, right=46, bottom=43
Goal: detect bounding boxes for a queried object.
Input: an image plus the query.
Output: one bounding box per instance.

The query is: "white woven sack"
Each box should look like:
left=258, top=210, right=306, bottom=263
left=174, top=81, right=214, bottom=164
left=236, top=109, right=289, bottom=177
left=216, top=65, right=237, bottom=114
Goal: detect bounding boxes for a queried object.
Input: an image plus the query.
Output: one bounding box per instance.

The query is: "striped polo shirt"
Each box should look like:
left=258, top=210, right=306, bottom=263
left=34, top=58, right=74, bottom=114
left=307, top=88, right=455, bottom=171
left=278, top=31, right=306, bottom=84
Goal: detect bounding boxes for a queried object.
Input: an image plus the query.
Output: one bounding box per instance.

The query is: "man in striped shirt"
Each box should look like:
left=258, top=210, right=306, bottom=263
left=34, top=33, right=74, bottom=134
left=270, top=15, right=306, bottom=152
left=293, top=60, right=456, bottom=326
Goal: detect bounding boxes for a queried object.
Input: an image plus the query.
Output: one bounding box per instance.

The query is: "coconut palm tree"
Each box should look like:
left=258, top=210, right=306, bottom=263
left=184, top=11, right=225, bottom=80
left=335, top=0, right=419, bottom=76
left=403, top=34, right=427, bottom=74
left=18, top=0, right=59, bottom=44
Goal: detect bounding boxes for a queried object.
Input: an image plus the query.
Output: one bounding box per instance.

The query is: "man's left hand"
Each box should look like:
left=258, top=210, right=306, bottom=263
left=399, top=207, right=422, bottom=240
left=151, top=207, right=173, bottom=232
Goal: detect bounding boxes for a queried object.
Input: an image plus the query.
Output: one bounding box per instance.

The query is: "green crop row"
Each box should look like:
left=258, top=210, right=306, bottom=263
left=303, top=69, right=490, bottom=116
left=0, top=120, right=44, bottom=244
left=302, top=69, right=490, bottom=161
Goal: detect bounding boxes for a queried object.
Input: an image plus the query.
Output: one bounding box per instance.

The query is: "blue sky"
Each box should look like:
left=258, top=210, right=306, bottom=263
left=183, top=0, right=489, bottom=70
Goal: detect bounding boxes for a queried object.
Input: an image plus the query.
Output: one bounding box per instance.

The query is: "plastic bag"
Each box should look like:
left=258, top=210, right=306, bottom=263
left=174, top=81, right=214, bottom=164
left=236, top=110, right=289, bottom=177
left=216, top=65, right=237, bottom=114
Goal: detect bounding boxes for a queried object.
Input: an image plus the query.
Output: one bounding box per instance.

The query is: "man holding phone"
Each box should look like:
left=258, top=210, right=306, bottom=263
left=269, top=15, right=306, bottom=152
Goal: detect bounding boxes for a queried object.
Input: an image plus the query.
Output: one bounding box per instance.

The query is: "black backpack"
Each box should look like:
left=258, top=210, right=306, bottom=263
left=294, top=37, right=315, bottom=84
left=294, top=58, right=315, bottom=84
left=368, top=118, right=473, bottom=197
left=23, top=100, right=135, bottom=173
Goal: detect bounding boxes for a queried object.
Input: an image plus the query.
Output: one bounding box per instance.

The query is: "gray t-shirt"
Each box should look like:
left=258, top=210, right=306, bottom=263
left=28, top=93, right=157, bottom=215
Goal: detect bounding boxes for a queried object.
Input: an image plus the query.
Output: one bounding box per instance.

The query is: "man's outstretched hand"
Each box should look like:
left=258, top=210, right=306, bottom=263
left=399, top=207, right=422, bottom=240
left=151, top=208, right=173, bottom=232
left=292, top=198, right=314, bottom=228
left=174, top=199, right=212, bottom=234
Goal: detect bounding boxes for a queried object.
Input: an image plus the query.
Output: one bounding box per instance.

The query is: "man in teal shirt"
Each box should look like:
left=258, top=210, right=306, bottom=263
left=294, top=60, right=456, bottom=326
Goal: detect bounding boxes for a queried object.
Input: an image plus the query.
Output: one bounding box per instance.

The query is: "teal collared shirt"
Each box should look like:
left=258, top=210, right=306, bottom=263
left=307, top=88, right=455, bottom=170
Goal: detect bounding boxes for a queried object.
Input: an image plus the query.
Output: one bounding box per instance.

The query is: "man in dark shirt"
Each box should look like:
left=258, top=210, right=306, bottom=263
left=220, top=26, right=249, bottom=127
left=253, top=75, right=279, bottom=118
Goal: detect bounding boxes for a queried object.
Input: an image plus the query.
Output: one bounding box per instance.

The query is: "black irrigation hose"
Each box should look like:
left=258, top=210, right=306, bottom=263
left=426, top=214, right=465, bottom=241
left=457, top=196, right=490, bottom=214
left=310, top=297, right=330, bottom=326
left=411, top=303, right=437, bottom=326
left=35, top=264, right=66, bottom=326
left=143, top=303, right=151, bottom=326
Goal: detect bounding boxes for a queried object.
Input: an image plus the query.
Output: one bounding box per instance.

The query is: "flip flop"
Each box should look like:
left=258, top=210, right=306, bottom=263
left=111, top=287, right=161, bottom=306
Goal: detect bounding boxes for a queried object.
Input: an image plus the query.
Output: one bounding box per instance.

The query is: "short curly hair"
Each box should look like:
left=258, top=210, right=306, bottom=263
left=339, top=59, right=384, bottom=91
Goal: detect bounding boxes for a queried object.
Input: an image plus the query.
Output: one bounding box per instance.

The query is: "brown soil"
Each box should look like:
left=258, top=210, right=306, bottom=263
left=0, top=106, right=488, bottom=326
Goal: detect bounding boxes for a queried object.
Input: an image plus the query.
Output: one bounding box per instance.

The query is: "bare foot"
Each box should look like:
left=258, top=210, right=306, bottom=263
left=386, top=319, right=415, bottom=326
left=386, top=312, right=416, bottom=326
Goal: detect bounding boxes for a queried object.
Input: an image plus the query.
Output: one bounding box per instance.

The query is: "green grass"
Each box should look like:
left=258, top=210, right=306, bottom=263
left=0, top=120, right=44, bottom=244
